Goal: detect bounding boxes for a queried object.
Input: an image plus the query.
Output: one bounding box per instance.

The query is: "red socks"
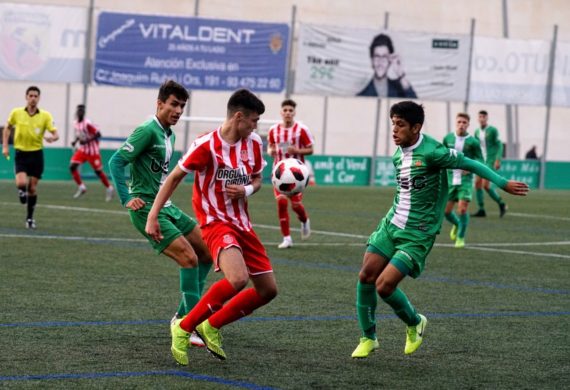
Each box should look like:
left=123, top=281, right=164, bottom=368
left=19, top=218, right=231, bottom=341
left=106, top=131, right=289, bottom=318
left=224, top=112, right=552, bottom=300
left=71, top=170, right=82, bottom=185
left=179, top=278, right=237, bottom=332
left=291, top=202, right=308, bottom=223
left=277, top=197, right=290, bottom=236
left=208, top=288, right=268, bottom=329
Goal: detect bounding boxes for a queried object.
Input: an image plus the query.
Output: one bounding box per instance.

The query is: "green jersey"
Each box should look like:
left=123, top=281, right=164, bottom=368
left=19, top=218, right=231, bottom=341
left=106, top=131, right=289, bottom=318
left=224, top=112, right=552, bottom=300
left=386, top=134, right=465, bottom=236
left=442, top=132, right=483, bottom=186
left=473, top=125, right=502, bottom=166
left=117, top=117, right=175, bottom=205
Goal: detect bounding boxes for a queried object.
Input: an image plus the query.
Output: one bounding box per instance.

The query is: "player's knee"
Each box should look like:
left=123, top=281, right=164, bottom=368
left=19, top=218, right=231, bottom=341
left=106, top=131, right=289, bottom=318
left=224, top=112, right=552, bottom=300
left=178, top=249, right=198, bottom=268
left=94, top=170, right=103, bottom=177
left=69, top=163, right=78, bottom=172
left=258, top=284, right=278, bottom=302
left=375, top=276, right=397, bottom=297
left=226, top=272, right=249, bottom=291
left=358, top=269, right=376, bottom=285
left=277, top=197, right=288, bottom=210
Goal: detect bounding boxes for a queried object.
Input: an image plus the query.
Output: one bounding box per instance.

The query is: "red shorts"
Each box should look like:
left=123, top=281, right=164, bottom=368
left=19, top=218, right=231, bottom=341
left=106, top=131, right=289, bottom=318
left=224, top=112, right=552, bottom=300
left=201, top=222, right=272, bottom=276
left=71, top=150, right=103, bottom=171
left=273, top=187, right=303, bottom=202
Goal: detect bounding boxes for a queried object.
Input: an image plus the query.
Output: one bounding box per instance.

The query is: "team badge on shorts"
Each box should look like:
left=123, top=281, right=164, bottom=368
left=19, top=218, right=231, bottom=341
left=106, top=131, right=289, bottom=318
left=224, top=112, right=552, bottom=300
left=223, top=234, right=235, bottom=244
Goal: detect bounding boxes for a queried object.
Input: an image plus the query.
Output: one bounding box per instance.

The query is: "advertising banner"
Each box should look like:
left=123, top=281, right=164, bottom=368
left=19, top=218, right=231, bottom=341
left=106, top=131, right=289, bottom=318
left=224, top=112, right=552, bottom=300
left=94, top=12, right=289, bottom=92
left=469, top=37, right=550, bottom=106
left=552, top=41, right=570, bottom=107
left=0, top=3, right=86, bottom=82
left=294, top=24, right=470, bottom=101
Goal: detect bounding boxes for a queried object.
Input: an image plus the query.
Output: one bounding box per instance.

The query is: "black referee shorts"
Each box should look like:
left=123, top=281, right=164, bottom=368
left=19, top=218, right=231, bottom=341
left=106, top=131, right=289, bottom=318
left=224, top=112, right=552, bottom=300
left=15, top=149, right=44, bottom=179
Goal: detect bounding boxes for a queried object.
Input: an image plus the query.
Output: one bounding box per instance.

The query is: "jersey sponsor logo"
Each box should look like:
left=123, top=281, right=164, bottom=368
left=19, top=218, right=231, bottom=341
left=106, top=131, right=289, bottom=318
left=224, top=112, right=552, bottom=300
left=215, top=167, right=250, bottom=186
left=122, top=142, right=134, bottom=153
left=153, top=144, right=166, bottom=149
left=396, top=175, right=427, bottom=190
left=150, top=158, right=168, bottom=174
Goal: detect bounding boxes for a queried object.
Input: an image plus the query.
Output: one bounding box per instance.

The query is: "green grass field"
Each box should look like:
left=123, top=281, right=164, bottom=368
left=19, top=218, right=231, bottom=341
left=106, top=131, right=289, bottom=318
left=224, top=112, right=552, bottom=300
left=0, top=180, right=568, bottom=389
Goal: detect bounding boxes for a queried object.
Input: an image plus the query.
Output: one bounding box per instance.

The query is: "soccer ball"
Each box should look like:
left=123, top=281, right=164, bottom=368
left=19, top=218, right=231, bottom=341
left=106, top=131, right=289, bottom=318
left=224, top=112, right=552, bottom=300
left=272, top=158, right=310, bottom=196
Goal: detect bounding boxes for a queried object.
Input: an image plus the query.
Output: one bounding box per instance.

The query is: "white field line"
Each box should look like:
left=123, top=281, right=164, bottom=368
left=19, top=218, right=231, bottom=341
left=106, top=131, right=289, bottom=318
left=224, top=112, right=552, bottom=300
left=1, top=202, right=569, bottom=258
left=507, top=212, right=570, bottom=222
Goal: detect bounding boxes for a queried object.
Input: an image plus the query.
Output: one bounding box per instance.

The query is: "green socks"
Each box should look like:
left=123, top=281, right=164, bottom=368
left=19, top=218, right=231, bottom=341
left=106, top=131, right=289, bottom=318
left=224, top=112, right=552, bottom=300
left=458, top=213, right=469, bottom=239
left=178, top=267, right=200, bottom=316
left=382, top=288, right=420, bottom=326
left=445, top=211, right=460, bottom=226
left=476, top=188, right=485, bottom=210
left=198, top=261, right=212, bottom=295
left=486, top=186, right=504, bottom=206
left=356, top=281, right=377, bottom=339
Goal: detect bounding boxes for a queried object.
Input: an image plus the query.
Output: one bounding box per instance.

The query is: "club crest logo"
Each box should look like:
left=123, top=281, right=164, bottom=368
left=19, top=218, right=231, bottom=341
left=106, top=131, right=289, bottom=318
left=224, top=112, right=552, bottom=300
left=0, top=9, right=50, bottom=78
left=269, top=33, right=283, bottom=54
left=223, top=234, right=234, bottom=244
left=240, top=149, right=249, bottom=162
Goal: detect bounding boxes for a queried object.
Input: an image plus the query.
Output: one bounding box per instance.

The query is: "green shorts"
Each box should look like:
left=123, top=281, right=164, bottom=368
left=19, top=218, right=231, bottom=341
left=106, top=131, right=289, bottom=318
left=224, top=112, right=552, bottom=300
left=129, top=203, right=197, bottom=254
left=448, top=183, right=472, bottom=202
left=366, top=218, right=436, bottom=278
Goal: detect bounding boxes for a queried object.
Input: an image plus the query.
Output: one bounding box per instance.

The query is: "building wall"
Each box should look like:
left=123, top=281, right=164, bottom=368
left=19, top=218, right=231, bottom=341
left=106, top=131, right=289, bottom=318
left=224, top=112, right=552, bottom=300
left=2, top=0, right=569, bottom=161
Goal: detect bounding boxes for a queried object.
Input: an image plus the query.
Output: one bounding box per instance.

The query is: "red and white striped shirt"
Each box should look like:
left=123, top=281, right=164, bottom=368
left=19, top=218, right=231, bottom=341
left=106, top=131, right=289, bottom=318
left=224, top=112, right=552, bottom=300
left=74, top=118, right=100, bottom=156
left=267, top=122, right=315, bottom=165
left=179, top=128, right=266, bottom=232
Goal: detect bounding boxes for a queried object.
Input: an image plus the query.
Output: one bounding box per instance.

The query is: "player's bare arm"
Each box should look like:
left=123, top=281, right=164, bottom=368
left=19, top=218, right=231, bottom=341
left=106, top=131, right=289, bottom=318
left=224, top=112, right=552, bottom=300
left=2, top=123, right=12, bottom=157
left=44, top=130, right=60, bottom=143
left=145, top=165, right=187, bottom=241
left=225, top=173, right=262, bottom=200
left=287, top=145, right=314, bottom=155
left=268, top=143, right=277, bottom=157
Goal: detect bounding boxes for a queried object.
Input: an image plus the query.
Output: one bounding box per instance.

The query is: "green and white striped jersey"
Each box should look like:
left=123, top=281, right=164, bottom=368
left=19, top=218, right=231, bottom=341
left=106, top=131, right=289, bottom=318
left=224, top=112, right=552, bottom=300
left=386, top=134, right=465, bottom=236
left=442, top=132, right=483, bottom=186
left=473, top=125, right=502, bottom=165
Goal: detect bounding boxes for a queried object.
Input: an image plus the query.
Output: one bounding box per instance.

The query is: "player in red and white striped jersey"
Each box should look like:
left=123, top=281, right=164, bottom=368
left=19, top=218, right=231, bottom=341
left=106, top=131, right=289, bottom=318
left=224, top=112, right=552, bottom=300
left=146, top=89, right=277, bottom=363
left=69, top=104, right=114, bottom=201
left=267, top=99, right=315, bottom=249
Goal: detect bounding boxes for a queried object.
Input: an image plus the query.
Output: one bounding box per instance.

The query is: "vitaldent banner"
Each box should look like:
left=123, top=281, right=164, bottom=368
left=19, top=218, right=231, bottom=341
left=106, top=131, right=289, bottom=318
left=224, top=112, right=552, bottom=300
left=94, top=12, right=289, bottom=92
left=0, top=3, right=86, bottom=82
left=469, top=37, right=550, bottom=106
left=294, top=24, right=470, bottom=101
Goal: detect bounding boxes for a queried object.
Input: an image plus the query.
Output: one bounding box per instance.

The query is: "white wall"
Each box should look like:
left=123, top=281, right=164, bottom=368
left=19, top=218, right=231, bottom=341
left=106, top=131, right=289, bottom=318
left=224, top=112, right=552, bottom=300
left=2, top=0, right=570, bottom=161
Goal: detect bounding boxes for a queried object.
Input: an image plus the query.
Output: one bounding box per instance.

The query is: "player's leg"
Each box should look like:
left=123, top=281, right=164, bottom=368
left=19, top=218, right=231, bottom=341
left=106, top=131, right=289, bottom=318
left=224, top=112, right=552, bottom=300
left=376, top=263, right=427, bottom=355
left=275, top=190, right=292, bottom=248
left=184, top=225, right=213, bottom=296
left=88, top=154, right=114, bottom=201
left=473, top=176, right=486, bottom=217
left=70, top=151, right=87, bottom=198
left=25, top=176, right=39, bottom=229
left=455, top=198, right=470, bottom=248
left=444, top=197, right=459, bottom=241
left=290, top=192, right=310, bottom=240
left=14, top=151, right=29, bottom=204
left=483, top=177, right=507, bottom=217
left=351, top=249, right=388, bottom=358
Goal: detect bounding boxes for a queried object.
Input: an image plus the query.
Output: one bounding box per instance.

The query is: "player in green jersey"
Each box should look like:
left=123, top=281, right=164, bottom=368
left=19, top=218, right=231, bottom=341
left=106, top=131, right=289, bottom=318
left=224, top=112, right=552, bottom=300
left=351, top=101, right=528, bottom=359
left=442, top=113, right=484, bottom=248
left=472, top=110, right=507, bottom=217
left=108, top=80, right=212, bottom=347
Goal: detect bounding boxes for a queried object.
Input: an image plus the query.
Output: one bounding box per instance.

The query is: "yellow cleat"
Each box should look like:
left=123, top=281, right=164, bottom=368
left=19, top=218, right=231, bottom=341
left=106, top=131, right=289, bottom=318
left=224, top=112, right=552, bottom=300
left=351, top=337, right=380, bottom=358
left=449, top=225, right=458, bottom=241
left=455, top=238, right=465, bottom=248
left=196, top=320, right=226, bottom=360
left=170, top=318, right=189, bottom=365
left=405, top=314, right=427, bottom=355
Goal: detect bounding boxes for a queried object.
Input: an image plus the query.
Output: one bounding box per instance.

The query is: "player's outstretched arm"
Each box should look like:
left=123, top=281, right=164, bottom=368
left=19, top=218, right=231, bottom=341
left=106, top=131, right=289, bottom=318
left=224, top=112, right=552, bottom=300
left=145, top=165, right=187, bottom=242
left=458, top=157, right=529, bottom=196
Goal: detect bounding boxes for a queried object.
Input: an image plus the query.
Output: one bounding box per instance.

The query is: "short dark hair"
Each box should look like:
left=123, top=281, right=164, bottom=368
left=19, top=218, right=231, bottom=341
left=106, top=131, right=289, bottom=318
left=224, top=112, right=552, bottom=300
left=26, top=86, right=40, bottom=95
left=390, top=101, right=425, bottom=128
left=478, top=110, right=488, bottom=116
left=281, top=99, right=296, bottom=108
left=457, top=112, right=470, bottom=121
left=369, top=33, right=394, bottom=57
left=77, top=104, right=85, bottom=110
left=227, top=89, right=265, bottom=117
left=157, top=80, right=189, bottom=103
